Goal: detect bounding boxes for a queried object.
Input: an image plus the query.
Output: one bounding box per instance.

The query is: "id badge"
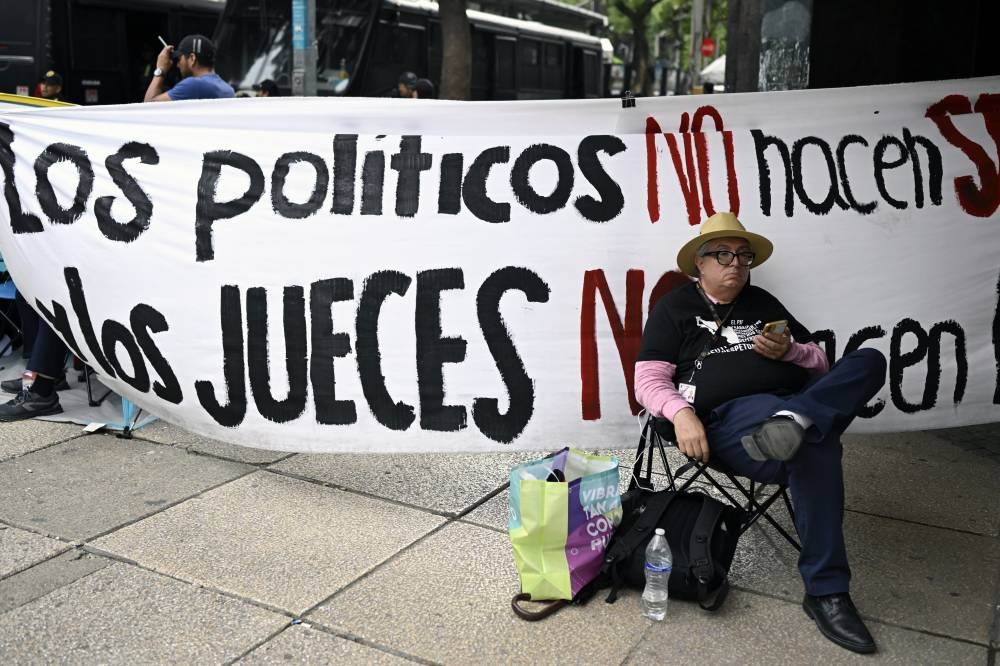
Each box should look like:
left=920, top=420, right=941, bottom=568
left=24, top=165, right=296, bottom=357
left=678, top=383, right=697, bottom=404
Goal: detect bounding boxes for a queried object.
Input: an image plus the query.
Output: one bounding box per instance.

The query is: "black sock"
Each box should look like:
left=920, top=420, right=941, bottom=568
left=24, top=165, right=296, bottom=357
left=31, top=376, right=54, bottom=397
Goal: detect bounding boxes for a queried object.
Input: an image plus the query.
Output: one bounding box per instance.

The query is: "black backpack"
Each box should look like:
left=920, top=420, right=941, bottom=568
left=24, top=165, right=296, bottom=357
left=577, top=486, right=745, bottom=611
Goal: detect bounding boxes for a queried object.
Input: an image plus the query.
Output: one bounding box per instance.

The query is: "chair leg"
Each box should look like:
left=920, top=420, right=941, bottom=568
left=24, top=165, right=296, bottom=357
left=84, top=367, right=112, bottom=407
left=116, top=406, right=143, bottom=439
left=726, top=475, right=802, bottom=551
left=632, top=418, right=680, bottom=491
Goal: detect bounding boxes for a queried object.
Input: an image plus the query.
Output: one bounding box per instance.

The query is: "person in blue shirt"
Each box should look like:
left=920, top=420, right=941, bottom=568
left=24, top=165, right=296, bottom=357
left=143, top=34, right=234, bottom=102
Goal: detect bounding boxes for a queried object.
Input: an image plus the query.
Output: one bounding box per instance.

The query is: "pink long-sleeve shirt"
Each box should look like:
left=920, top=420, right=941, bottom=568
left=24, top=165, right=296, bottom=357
left=634, top=288, right=830, bottom=422
left=635, top=341, right=829, bottom=423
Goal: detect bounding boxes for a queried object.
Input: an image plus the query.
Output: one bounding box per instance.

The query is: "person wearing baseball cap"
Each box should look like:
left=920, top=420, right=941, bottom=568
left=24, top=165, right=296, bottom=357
left=144, top=34, right=234, bottom=102
left=252, top=79, right=280, bottom=97
left=634, top=211, right=886, bottom=654
left=39, top=71, right=63, bottom=101
left=396, top=71, right=418, bottom=97
left=410, top=78, right=436, bottom=99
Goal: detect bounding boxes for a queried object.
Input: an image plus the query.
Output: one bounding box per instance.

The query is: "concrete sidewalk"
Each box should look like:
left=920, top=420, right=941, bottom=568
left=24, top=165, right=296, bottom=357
left=0, top=419, right=997, bottom=664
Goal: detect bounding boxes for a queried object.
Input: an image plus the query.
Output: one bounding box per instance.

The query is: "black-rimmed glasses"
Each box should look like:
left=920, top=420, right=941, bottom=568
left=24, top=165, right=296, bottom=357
left=700, top=250, right=755, bottom=267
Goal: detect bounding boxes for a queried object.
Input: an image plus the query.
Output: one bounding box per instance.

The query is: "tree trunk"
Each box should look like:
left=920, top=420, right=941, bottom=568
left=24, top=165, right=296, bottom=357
left=615, top=0, right=659, bottom=97
left=632, top=17, right=652, bottom=95
left=438, top=0, right=472, bottom=100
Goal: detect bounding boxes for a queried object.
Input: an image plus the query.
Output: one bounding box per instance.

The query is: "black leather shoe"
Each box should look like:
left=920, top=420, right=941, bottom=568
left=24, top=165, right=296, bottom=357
left=741, top=416, right=804, bottom=461
left=803, top=593, right=876, bottom=654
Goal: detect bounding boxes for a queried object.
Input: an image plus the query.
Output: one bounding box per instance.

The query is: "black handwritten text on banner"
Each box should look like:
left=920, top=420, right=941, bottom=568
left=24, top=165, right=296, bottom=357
left=0, top=78, right=997, bottom=452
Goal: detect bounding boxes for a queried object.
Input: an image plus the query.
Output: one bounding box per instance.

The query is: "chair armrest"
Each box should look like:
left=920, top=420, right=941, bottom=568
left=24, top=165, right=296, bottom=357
left=649, top=415, right=677, bottom=442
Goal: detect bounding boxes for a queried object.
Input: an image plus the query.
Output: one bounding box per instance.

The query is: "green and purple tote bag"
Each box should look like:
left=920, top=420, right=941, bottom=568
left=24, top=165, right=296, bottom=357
left=509, top=447, right=623, bottom=603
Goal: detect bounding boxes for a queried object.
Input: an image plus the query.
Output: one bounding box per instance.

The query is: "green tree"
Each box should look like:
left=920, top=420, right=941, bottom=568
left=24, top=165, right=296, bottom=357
left=609, top=0, right=726, bottom=95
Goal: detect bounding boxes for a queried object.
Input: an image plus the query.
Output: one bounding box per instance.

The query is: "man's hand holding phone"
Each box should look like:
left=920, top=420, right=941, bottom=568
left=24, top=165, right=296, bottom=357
left=755, top=319, right=791, bottom=360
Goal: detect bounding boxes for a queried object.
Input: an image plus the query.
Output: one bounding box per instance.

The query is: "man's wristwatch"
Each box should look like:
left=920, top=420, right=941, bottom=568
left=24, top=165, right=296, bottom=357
left=153, top=67, right=164, bottom=77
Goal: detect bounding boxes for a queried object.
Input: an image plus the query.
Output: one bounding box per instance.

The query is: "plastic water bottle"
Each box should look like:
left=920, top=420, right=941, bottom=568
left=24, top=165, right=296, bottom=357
left=641, top=528, right=672, bottom=621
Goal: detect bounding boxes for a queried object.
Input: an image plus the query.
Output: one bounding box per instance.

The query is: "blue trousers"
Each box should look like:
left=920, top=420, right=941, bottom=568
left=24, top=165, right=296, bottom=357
left=704, top=348, right=887, bottom=596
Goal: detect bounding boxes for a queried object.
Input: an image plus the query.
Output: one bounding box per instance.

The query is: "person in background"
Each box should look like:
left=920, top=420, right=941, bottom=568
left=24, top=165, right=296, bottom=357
left=411, top=78, right=436, bottom=99
left=39, top=71, right=63, bottom=101
left=144, top=34, right=234, bottom=102
left=397, top=71, right=418, bottom=98
left=253, top=79, right=279, bottom=97
left=0, top=314, right=69, bottom=421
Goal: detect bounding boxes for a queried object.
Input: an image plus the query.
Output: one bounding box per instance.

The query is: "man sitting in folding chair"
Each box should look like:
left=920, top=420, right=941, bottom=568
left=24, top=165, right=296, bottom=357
left=634, top=212, right=886, bottom=655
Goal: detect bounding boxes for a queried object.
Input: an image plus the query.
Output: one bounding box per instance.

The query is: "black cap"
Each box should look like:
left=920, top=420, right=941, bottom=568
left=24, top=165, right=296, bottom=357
left=252, top=79, right=279, bottom=96
left=176, top=34, right=216, bottom=59
left=42, top=70, right=63, bottom=86
left=398, top=71, right=418, bottom=87
left=413, top=78, right=436, bottom=98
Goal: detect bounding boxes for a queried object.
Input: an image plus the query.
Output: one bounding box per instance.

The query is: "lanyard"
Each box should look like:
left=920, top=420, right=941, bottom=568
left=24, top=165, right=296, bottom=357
left=695, top=282, right=733, bottom=329
left=687, top=283, right=736, bottom=382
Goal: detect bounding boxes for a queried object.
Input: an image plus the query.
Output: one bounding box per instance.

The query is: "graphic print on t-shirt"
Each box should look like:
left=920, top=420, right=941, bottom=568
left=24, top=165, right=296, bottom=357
left=693, top=317, right=762, bottom=355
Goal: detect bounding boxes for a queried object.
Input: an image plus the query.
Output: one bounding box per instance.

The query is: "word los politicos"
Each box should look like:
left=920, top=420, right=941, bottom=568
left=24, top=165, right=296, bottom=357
left=0, top=123, right=627, bottom=261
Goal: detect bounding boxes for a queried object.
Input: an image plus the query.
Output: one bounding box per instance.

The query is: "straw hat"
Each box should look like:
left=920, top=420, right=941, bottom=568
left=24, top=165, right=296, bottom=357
left=676, top=212, right=773, bottom=277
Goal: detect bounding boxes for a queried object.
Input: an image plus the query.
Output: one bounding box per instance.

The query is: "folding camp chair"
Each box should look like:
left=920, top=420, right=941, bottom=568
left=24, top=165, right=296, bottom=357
left=631, top=411, right=801, bottom=551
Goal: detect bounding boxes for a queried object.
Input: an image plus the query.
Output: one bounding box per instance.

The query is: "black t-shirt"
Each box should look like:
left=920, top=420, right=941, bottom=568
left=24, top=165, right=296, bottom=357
left=637, top=282, right=813, bottom=417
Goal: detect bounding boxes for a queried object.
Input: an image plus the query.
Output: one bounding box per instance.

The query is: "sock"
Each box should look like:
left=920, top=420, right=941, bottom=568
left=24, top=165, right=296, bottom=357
left=773, top=409, right=813, bottom=431
left=31, top=375, right=55, bottom=397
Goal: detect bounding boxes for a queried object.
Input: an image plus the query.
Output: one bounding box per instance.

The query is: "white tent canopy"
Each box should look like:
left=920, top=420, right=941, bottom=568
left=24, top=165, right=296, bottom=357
left=700, top=54, right=726, bottom=85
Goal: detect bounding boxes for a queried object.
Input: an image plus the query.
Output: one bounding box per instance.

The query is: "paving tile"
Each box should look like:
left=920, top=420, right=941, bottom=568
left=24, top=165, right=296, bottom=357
left=933, top=422, right=1000, bottom=458
left=309, top=522, right=651, bottom=665
left=270, top=451, right=543, bottom=515
left=0, top=563, right=287, bottom=664
left=625, top=588, right=987, bottom=665
left=137, top=420, right=292, bottom=465
left=93, top=471, right=445, bottom=615
left=0, top=549, right=111, bottom=614
left=461, top=491, right=509, bottom=532
left=0, top=419, right=82, bottom=461
left=843, top=431, right=1000, bottom=535
left=0, top=525, right=70, bottom=579
left=239, top=625, right=418, bottom=665
left=730, top=510, right=1000, bottom=645
left=0, top=434, right=252, bottom=540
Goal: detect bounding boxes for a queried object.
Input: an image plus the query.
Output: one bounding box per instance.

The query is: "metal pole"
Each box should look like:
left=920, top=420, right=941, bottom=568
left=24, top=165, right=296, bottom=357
left=291, top=0, right=317, bottom=96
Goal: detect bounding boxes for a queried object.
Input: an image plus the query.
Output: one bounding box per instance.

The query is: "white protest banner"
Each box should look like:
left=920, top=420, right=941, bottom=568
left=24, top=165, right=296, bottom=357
left=0, top=77, right=997, bottom=453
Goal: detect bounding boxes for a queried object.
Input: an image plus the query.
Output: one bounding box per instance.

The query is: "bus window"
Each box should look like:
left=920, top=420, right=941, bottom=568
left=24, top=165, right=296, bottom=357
left=214, top=0, right=373, bottom=95
left=518, top=38, right=540, bottom=90
left=71, top=6, right=123, bottom=71
left=582, top=50, right=600, bottom=97
left=316, top=3, right=371, bottom=94
left=71, top=6, right=129, bottom=103
left=494, top=36, right=516, bottom=99
left=0, top=0, right=40, bottom=96
left=541, top=42, right=564, bottom=92
left=364, top=21, right=425, bottom=95
left=428, top=21, right=442, bottom=90
left=471, top=30, right=491, bottom=100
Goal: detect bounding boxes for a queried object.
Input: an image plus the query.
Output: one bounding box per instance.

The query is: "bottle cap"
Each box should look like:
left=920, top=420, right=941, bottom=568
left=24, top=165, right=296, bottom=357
left=654, top=528, right=665, bottom=535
